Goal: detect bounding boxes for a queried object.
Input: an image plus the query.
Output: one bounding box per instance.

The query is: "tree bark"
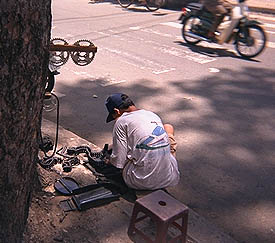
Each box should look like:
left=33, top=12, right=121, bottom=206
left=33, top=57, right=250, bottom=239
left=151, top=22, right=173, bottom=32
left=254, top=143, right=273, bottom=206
left=0, top=1, right=52, bottom=242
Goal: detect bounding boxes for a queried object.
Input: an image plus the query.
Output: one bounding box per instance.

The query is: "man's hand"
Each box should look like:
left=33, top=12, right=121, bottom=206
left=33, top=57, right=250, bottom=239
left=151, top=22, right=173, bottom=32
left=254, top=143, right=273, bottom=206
left=103, top=153, right=111, bottom=164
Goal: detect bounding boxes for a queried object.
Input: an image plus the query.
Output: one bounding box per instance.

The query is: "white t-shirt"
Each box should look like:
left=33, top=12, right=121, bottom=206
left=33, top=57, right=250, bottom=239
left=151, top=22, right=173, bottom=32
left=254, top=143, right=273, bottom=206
left=110, top=109, right=180, bottom=190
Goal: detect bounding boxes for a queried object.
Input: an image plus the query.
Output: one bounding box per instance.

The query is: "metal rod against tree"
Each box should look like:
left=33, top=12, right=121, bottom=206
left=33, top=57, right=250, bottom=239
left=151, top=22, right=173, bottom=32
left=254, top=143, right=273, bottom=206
left=49, top=44, right=97, bottom=52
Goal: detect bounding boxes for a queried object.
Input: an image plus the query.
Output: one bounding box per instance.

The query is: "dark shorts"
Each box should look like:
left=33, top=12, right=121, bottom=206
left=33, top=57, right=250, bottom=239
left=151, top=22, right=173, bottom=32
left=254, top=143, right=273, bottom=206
left=203, top=0, right=232, bottom=15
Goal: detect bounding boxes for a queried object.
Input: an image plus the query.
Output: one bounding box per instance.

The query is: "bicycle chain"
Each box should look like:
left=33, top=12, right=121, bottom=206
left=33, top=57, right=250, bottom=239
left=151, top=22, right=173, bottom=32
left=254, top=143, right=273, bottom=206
left=66, top=145, right=107, bottom=168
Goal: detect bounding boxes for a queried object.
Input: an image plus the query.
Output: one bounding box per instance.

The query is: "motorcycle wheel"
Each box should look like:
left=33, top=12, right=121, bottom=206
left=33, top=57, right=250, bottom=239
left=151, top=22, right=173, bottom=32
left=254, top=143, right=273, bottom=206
left=182, top=15, right=201, bottom=45
left=145, top=0, right=166, bottom=12
left=117, top=0, right=134, bottom=8
left=235, top=25, right=266, bottom=58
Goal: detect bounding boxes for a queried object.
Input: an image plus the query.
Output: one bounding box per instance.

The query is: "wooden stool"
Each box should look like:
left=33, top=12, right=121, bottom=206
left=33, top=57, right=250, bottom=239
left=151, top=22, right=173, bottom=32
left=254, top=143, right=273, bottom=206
left=128, top=190, right=189, bottom=243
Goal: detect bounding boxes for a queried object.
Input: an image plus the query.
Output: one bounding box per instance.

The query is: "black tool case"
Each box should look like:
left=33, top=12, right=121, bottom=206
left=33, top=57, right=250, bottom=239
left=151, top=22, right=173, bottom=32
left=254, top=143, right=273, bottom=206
left=72, top=186, right=120, bottom=211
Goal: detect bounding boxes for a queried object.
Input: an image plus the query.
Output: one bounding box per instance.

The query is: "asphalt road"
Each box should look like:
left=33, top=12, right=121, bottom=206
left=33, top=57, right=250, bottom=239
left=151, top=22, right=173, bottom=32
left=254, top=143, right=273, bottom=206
left=46, top=0, right=275, bottom=242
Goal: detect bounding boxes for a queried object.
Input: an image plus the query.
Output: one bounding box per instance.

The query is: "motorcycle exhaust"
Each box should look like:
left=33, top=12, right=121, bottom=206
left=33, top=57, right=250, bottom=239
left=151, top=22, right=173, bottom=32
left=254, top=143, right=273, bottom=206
left=184, top=31, right=210, bottom=42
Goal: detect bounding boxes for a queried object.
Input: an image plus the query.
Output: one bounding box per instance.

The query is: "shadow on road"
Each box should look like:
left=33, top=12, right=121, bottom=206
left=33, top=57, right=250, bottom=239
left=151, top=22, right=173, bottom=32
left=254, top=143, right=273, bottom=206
left=175, top=40, right=262, bottom=62
left=44, top=66, right=275, bottom=243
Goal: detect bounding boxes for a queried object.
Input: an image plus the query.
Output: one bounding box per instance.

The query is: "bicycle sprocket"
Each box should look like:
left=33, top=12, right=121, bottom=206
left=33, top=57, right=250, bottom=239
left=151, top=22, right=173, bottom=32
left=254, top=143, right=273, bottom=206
left=70, top=39, right=96, bottom=66
left=49, top=38, right=70, bottom=67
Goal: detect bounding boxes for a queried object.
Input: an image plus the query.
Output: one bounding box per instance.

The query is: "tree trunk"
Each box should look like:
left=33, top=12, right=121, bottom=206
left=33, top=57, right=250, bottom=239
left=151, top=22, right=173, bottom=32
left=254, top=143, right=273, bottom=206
left=0, top=1, right=52, bottom=242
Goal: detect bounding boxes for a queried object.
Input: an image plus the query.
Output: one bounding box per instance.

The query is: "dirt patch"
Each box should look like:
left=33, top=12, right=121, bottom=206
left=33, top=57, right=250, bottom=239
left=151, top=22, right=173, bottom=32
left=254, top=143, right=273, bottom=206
left=23, top=165, right=103, bottom=243
left=23, top=119, right=135, bottom=243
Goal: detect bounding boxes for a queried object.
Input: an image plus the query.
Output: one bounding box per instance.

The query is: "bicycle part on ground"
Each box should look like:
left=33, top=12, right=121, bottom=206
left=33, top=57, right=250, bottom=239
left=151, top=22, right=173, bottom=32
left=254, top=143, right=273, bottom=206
left=43, top=92, right=58, bottom=112
left=40, top=93, right=60, bottom=159
left=66, top=145, right=108, bottom=168
left=39, top=135, right=54, bottom=153
left=54, top=177, right=80, bottom=195
left=38, top=154, right=80, bottom=172
left=38, top=156, right=62, bottom=169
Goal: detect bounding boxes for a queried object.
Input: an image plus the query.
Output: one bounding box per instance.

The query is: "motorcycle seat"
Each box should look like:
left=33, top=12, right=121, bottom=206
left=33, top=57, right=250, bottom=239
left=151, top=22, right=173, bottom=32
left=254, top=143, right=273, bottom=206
left=186, top=3, right=212, bottom=16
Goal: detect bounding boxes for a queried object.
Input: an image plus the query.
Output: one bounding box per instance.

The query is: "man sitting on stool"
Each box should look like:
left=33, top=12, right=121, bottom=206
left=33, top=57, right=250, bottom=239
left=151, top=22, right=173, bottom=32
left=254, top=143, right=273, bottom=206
left=104, top=93, right=180, bottom=190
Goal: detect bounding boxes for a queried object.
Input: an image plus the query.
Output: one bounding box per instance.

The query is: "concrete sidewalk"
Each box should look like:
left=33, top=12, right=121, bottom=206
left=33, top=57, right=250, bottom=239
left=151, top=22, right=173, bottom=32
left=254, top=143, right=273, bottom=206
left=166, top=0, right=275, bottom=15
left=41, top=118, right=238, bottom=243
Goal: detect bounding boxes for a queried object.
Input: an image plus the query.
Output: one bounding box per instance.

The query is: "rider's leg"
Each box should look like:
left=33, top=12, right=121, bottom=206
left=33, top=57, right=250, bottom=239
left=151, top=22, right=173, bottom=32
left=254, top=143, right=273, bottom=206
left=215, top=1, right=232, bottom=31
left=208, top=4, right=229, bottom=39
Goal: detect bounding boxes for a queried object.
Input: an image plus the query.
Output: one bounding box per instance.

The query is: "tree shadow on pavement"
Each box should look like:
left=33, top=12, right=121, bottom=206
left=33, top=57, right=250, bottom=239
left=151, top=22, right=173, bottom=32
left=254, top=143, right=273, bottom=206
left=167, top=66, right=275, bottom=243
left=44, top=65, right=275, bottom=243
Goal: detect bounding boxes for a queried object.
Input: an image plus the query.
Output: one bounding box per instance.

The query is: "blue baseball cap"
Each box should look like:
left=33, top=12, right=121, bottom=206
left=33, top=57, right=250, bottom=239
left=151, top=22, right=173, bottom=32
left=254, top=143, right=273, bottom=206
left=105, top=93, right=125, bottom=123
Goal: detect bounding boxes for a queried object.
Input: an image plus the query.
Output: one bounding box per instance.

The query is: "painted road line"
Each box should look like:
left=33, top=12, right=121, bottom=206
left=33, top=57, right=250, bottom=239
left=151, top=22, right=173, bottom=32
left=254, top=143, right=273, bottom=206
left=62, top=67, right=127, bottom=87
left=94, top=78, right=127, bottom=87
left=161, top=21, right=275, bottom=31
left=130, top=31, right=217, bottom=64
left=249, top=14, right=275, bottom=22
left=267, top=41, right=275, bottom=48
left=266, top=30, right=275, bottom=34
left=53, top=91, right=66, bottom=98
left=160, top=22, right=182, bottom=29
left=102, top=46, right=177, bottom=74
left=160, top=21, right=275, bottom=48
left=122, top=29, right=217, bottom=65
left=264, top=23, right=275, bottom=29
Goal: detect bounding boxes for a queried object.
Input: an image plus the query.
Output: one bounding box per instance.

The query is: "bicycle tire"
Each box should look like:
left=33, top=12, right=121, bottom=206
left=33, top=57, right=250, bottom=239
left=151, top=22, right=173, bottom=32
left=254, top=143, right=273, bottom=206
left=182, top=15, right=201, bottom=45
left=145, top=0, right=165, bottom=11
left=117, top=0, right=135, bottom=8
left=235, top=24, right=266, bottom=58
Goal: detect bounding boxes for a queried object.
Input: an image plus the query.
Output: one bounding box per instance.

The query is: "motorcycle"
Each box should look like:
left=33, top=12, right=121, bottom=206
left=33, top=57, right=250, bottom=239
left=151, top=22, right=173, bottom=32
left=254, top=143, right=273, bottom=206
left=179, top=0, right=266, bottom=58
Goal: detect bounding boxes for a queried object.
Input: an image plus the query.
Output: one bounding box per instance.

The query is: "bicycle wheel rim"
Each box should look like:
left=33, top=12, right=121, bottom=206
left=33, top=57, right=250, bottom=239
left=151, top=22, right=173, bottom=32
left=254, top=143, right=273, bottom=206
left=236, top=25, right=266, bottom=58
left=146, top=0, right=165, bottom=11
left=117, top=0, right=135, bottom=8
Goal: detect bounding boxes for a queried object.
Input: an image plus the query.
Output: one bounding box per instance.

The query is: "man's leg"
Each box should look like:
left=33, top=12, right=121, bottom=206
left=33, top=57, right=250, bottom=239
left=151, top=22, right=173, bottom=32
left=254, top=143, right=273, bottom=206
left=206, top=4, right=229, bottom=39
left=164, top=124, right=177, bottom=157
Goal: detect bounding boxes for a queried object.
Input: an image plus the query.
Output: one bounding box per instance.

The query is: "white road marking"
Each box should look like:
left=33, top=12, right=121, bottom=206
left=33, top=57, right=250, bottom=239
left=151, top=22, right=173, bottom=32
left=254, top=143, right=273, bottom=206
left=266, top=30, right=275, bottom=34
left=160, top=19, right=275, bottom=49
left=160, top=22, right=182, bottom=29
left=95, top=78, right=127, bottom=87
left=161, top=21, right=275, bottom=34
left=53, top=91, right=66, bottom=98
left=63, top=67, right=127, bottom=87
left=102, top=46, right=177, bottom=74
left=264, top=23, right=275, bottom=29
left=129, top=26, right=141, bottom=30
left=142, top=28, right=174, bottom=38
left=209, top=68, right=220, bottom=73
left=154, top=45, right=216, bottom=64
left=153, top=68, right=176, bottom=74
left=267, top=41, right=275, bottom=48
left=249, top=14, right=275, bottom=22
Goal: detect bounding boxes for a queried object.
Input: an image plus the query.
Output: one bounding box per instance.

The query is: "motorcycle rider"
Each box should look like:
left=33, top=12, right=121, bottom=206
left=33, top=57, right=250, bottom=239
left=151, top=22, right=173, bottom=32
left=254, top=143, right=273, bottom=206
left=201, top=0, right=232, bottom=40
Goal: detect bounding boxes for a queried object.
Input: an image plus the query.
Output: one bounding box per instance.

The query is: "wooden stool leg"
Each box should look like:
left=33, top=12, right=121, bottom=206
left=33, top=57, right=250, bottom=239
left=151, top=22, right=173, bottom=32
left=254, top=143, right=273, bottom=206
left=155, top=222, right=169, bottom=243
left=128, top=204, right=140, bottom=236
left=181, top=212, right=188, bottom=243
